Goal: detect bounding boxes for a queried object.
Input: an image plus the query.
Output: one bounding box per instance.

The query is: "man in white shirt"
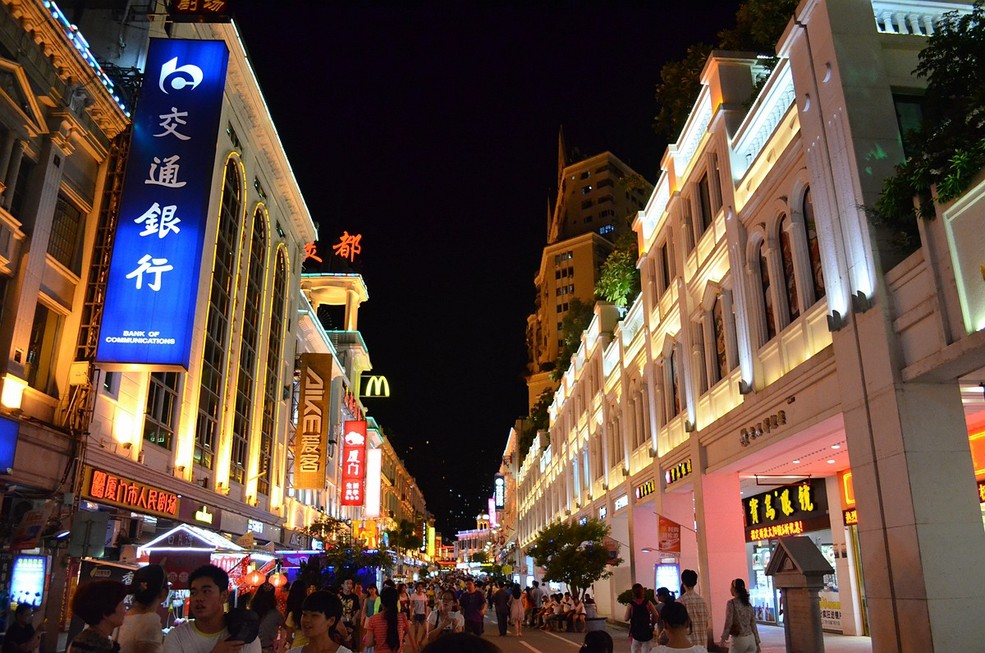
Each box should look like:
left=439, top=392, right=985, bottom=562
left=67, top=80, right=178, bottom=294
left=163, top=565, right=262, bottom=653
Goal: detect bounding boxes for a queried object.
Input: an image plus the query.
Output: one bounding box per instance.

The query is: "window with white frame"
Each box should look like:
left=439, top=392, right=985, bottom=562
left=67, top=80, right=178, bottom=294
left=196, top=159, right=242, bottom=470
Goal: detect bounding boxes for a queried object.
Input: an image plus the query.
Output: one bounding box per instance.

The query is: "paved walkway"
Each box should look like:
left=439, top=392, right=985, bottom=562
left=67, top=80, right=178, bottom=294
left=759, top=624, right=872, bottom=653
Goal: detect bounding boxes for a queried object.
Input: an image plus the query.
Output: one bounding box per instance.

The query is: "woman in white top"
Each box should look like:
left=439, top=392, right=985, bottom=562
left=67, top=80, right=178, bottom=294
left=118, top=565, right=169, bottom=653
left=650, top=602, right=707, bottom=653
left=718, top=579, right=760, bottom=653
left=286, top=591, right=352, bottom=653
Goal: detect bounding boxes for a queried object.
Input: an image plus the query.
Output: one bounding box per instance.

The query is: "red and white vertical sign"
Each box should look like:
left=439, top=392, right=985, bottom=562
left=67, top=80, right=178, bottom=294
left=341, top=420, right=367, bottom=506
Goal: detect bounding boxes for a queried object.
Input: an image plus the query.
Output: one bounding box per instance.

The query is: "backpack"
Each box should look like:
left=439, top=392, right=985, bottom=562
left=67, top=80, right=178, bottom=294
left=629, top=600, right=654, bottom=642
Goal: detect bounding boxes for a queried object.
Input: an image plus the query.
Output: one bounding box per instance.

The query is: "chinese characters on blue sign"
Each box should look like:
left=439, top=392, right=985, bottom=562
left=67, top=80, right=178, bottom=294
left=96, top=39, right=229, bottom=368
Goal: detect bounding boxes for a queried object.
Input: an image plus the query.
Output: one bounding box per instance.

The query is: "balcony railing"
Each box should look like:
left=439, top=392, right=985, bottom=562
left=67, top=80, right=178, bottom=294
left=871, top=0, right=968, bottom=36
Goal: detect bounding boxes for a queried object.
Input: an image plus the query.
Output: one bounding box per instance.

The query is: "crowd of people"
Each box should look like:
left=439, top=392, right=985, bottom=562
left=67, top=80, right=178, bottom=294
left=3, top=563, right=762, bottom=653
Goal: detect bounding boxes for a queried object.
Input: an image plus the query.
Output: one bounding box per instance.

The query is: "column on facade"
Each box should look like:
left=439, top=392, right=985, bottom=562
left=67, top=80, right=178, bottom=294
left=836, top=317, right=985, bottom=650
left=691, top=465, right=747, bottom=640
left=6, top=136, right=64, bottom=382
left=0, top=130, right=18, bottom=197
left=2, top=139, right=24, bottom=210
left=344, top=287, right=360, bottom=330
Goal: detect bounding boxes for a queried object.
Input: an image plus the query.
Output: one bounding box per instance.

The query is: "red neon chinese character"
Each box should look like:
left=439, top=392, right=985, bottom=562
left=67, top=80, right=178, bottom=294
left=90, top=470, right=107, bottom=498
left=332, top=231, right=362, bottom=262
left=303, top=242, right=323, bottom=264
left=105, top=475, right=120, bottom=501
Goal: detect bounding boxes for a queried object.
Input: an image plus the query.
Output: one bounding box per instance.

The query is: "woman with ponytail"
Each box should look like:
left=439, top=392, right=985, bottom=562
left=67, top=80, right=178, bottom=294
left=364, top=587, right=416, bottom=653
left=719, top=578, right=760, bottom=653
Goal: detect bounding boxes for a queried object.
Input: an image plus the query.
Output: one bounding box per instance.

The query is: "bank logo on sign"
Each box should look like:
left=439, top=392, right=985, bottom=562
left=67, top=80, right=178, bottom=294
left=159, top=57, right=204, bottom=93
left=96, top=39, right=229, bottom=368
left=363, top=375, right=390, bottom=398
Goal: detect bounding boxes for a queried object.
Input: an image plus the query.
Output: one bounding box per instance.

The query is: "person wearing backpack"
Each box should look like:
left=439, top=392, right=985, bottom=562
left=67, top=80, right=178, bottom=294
left=623, top=584, right=660, bottom=653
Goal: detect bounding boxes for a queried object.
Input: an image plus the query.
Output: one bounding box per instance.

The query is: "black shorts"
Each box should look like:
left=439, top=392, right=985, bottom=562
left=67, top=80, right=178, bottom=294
left=414, top=614, right=426, bottom=623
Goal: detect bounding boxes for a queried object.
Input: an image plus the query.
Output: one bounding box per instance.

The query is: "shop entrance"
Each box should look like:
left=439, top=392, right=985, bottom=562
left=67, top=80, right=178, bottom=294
left=721, top=414, right=869, bottom=637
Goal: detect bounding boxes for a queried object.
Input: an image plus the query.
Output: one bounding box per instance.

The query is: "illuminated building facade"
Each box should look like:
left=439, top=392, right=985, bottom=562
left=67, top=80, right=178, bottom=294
left=0, top=0, right=128, bottom=631
left=454, top=513, right=494, bottom=566
left=378, top=432, right=432, bottom=576
left=514, top=2, right=985, bottom=651
left=526, top=149, right=651, bottom=409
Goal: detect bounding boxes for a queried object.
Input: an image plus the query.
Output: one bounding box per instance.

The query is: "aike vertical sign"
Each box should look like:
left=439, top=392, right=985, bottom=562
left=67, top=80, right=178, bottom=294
left=96, top=39, right=229, bottom=368
left=341, top=420, right=367, bottom=506
left=294, top=354, right=333, bottom=490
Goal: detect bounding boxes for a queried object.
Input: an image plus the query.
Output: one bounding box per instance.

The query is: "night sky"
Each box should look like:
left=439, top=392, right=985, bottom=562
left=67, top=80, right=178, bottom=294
left=233, top=1, right=742, bottom=539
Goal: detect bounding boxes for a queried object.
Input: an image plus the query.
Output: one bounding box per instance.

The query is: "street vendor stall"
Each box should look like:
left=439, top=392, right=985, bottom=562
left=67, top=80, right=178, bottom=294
left=136, top=524, right=278, bottom=619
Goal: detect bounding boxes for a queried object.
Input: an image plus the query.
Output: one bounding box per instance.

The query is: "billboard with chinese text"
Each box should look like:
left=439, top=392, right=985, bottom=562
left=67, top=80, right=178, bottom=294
left=294, top=354, right=333, bottom=490
left=96, top=38, right=229, bottom=368
left=341, top=420, right=367, bottom=506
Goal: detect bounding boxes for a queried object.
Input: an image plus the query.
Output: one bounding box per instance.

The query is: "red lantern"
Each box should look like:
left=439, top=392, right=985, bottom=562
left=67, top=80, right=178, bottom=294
left=269, top=572, right=286, bottom=588
left=247, top=569, right=264, bottom=587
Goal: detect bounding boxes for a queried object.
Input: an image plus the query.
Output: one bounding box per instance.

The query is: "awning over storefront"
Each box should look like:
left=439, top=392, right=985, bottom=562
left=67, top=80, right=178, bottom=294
left=137, top=524, right=276, bottom=589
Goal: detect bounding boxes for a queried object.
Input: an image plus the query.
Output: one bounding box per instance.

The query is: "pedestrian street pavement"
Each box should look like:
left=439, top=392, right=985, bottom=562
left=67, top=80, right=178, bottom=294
left=484, top=614, right=874, bottom=653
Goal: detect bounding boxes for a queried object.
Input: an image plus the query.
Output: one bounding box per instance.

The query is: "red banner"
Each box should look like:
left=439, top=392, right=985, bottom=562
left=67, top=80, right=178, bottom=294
left=658, top=515, right=682, bottom=554
left=341, top=420, right=367, bottom=506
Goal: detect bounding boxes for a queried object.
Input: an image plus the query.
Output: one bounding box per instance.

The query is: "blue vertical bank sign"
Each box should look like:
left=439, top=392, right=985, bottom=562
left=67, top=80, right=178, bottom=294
left=96, top=39, right=229, bottom=368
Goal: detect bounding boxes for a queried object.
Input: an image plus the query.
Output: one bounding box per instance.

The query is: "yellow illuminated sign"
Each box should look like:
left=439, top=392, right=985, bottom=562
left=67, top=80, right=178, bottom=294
left=362, top=375, right=390, bottom=398
left=843, top=508, right=858, bottom=525
left=749, top=520, right=805, bottom=541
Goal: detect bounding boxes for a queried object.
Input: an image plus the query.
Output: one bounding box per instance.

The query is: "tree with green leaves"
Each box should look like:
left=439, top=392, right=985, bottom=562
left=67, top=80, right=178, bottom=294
left=520, top=388, right=554, bottom=458
left=385, top=518, right=420, bottom=555
left=470, top=550, right=488, bottom=565
left=875, top=1, right=985, bottom=237
left=596, top=232, right=641, bottom=308
left=552, top=298, right=595, bottom=381
left=526, top=518, right=621, bottom=599
left=653, top=0, right=800, bottom=141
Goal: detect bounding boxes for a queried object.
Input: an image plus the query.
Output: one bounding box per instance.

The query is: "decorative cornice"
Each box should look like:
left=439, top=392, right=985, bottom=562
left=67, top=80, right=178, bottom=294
left=3, top=0, right=128, bottom=139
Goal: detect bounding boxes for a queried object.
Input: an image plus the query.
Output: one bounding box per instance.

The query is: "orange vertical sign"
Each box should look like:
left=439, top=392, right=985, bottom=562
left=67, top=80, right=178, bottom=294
left=294, top=354, right=333, bottom=490
left=657, top=514, right=682, bottom=554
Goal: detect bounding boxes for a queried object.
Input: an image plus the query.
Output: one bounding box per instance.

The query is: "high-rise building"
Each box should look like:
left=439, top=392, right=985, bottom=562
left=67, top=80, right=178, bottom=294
left=526, top=138, right=651, bottom=409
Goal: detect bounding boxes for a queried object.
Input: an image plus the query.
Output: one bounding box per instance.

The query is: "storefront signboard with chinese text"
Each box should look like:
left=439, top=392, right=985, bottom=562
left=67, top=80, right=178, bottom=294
left=742, top=478, right=828, bottom=542
left=341, top=420, right=367, bottom=506
left=294, top=353, right=333, bottom=489
left=82, top=466, right=179, bottom=519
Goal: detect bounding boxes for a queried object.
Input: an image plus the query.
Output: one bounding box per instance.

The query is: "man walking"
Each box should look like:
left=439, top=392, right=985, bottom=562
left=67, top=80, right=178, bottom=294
left=459, top=578, right=486, bottom=636
left=679, top=569, right=711, bottom=649
left=492, top=582, right=511, bottom=636
left=528, top=581, right=543, bottom=626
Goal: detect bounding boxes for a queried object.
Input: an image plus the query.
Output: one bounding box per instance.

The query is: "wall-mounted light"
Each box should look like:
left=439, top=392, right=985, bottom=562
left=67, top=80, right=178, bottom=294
left=827, top=310, right=847, bottom=332
left=738, top=380, right=753, bottom=395
left=1, top=374, right=27, bottom=411
left=684, top=420, right=696, bottom=433
left=851, top=290, right=872, bottom=313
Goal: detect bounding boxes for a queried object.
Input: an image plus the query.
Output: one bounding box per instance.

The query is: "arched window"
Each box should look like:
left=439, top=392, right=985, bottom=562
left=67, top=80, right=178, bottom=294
left=259, top=248, right=288, bottom=496
left=669, top=348, right=682, bottom=417
left=230, top=206, right=267, bottom=486
left=779, top=215, right=800, bottom=321
left=196, top=159, right=242, bottom=470
left=760, top=241, right=776, bottom=342
left=804, top=188, right=825, bottom=302
left=712, top=296, right=729, bottom=381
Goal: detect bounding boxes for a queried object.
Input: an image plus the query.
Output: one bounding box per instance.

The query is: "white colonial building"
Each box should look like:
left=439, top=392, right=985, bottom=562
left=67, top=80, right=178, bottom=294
left=514, top=2, right=985, bottom=651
